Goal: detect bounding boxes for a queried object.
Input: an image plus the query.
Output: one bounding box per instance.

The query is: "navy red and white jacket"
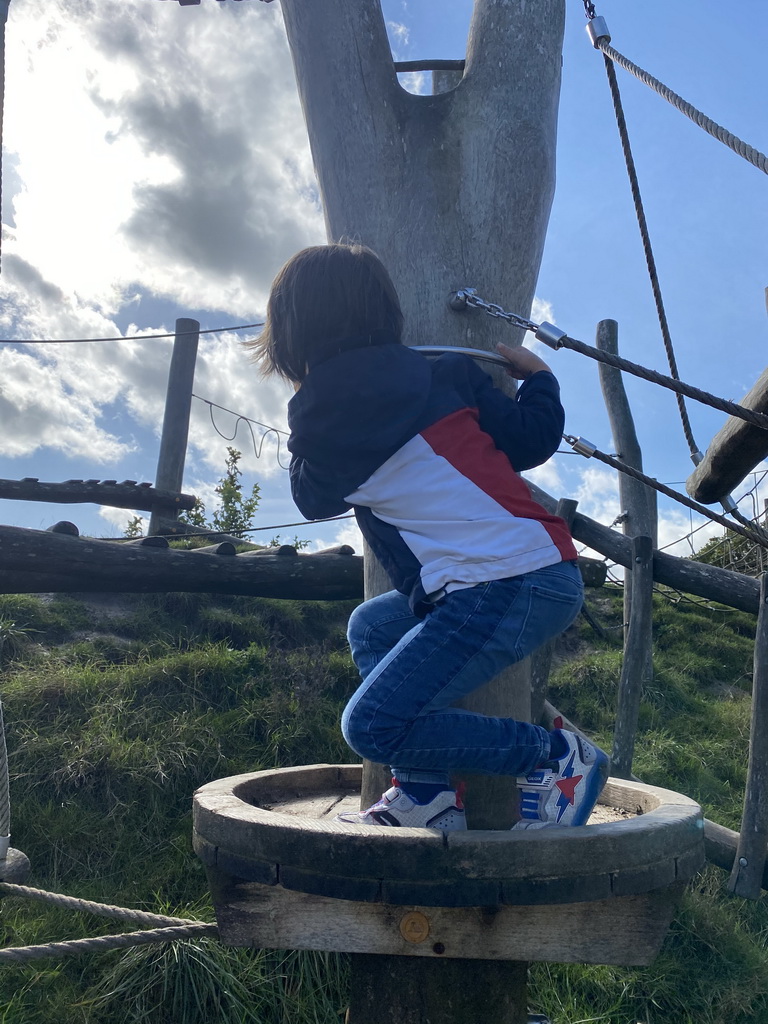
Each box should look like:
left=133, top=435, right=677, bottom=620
left=287, top=340, right=577, bottom=617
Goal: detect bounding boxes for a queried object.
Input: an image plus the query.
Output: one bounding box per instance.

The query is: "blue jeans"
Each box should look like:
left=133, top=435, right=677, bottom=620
left=341, top=561, right=584, bottom=785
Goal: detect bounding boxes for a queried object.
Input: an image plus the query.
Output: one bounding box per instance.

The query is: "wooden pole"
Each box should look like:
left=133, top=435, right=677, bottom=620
left=276, top=1, right=564, bottom=1020
left=611, top=535, right=654, bottom=779
left=596, top=319, right=657, bottom=659
left=530, top=498, right=579, bottom=723
left=148, top=319, right=200, bottom=536
left=728, top=572, right=768, bottom=898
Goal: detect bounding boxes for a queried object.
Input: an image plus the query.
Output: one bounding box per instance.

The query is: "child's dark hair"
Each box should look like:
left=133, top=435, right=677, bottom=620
left=246, top=243, right=404, bottom=383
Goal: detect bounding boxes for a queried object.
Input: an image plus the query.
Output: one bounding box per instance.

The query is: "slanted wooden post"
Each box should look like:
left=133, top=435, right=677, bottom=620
left=596, top=319, right=657, bottom=652
left=612, top=535, right=654, bottom=779
left=276, top=1, right=564, bottom=1020
left=728, top=572, right=768, bottom=898
left=148, top=319, right=200, bottom=536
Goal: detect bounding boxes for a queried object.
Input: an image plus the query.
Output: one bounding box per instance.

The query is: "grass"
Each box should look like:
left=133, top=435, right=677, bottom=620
left=0, top=586, right=766, bottom=1022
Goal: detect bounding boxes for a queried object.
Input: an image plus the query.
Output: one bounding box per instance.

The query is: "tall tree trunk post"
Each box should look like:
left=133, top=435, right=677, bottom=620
left=278, top=3, right=564, bottom=1020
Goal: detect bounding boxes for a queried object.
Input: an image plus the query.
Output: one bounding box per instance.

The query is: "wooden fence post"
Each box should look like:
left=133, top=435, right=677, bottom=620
left=148, top=319, right=200, bottom=536
left=728, top=572, right=768, bottom=898
left=596, top=319, right=657, bottom=655
left=612, top=534, right=654, bottom=778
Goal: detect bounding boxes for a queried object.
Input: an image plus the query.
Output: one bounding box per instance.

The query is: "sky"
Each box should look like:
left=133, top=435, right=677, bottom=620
left=0, top=0, right=765, bottom=568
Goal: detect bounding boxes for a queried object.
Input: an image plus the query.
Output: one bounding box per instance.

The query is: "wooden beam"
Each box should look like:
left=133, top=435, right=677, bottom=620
left=0, top=478, right=195, bottom=512
left=0, top=525, right=362, bottom=601
left=527, top=480, right=761, bottom=614
left=686, top=365, right=768, bottom=504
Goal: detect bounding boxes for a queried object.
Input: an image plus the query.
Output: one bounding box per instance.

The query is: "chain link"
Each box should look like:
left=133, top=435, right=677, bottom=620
left=582, top=0, right=597, bottom=20
left=455, top=289, right=539, bottom=334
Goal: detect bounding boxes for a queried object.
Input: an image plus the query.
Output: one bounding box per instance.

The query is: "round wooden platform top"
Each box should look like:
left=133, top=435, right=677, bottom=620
left=193, top=764, right=706, bottom=908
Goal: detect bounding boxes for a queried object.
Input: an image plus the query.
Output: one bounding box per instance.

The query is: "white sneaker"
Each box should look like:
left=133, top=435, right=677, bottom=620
left=516, top=730, right=610, bottom=827
left=334, top=782, right=467, bottom=831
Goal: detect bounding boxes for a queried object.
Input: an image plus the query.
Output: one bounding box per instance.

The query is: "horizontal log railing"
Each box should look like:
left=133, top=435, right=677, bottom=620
left=0, top=478, right=195, bottom=513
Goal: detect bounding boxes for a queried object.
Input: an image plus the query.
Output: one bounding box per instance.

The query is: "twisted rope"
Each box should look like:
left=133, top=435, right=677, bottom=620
left=597, top=40, right=768, bottom=176
left=0, top=923, right=218, bottom=964
left=559, top=332, right=768, bottom=431
left=0, top=882, right=213, bottom=929
left=571, top=440, right=768, bottom=549
left=601, top=52, right=700, bottom=459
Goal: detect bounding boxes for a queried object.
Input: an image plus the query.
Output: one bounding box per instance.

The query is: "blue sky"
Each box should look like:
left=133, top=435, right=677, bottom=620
left=0, top=0, right=765, bottom=563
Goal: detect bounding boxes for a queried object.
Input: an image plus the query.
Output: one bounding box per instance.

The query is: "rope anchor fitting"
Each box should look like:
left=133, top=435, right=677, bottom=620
left=448, top=289, right=566, bottom=349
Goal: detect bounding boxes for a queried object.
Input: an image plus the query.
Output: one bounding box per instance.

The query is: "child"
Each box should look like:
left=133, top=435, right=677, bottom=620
left=249, top=242, right=609, bottom=831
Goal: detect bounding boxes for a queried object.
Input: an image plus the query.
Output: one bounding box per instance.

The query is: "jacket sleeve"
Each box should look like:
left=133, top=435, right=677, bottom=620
left=289, top=455, right=354, bottom=521
left=470, top=363, right=565, bottom=471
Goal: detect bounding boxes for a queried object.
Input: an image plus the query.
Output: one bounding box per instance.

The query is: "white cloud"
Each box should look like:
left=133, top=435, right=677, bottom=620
left=1, top=0, right=323, bottom=478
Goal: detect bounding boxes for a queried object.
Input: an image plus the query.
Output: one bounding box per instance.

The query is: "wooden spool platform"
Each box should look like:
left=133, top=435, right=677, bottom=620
left=193, top=764, right=705, bottom=966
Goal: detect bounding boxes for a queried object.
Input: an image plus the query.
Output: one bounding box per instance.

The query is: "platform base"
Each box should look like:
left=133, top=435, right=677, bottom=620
left=207, top=869, right=685, bottom=966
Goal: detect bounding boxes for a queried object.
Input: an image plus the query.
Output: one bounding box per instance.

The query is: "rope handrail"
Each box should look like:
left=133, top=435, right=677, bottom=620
left=564, top=434, right=768, bottom=550
left=452, top=292, right=768, bottom=432
left=0, top=882, right=213, bottom=928
left=0, top=923, right=218, bottom=964
left=0, top=881, right=218, bottom=963
left=596, top=39, right=768, bottom=177
left=559, top=331, right=768, bottom=430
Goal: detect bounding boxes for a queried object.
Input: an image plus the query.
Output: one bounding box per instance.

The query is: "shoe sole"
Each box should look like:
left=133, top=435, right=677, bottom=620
left=570, top=749, right=610, bottom=826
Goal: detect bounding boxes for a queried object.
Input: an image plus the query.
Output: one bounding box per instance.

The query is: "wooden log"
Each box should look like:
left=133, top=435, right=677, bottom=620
left=119, top=536, right=169, bottom=549
left=687, top=365, right=768, bottom=504
left=596, top=320, right=658, bottom=547
left=578, top=556, right=607, bottom=588
left=188, top=543, right=236, bottom=557
left=148, top=319, right=200, bottom=535
left=728, top=572, right=768, bottom=898
left=47, top=521, right=78, bottom=536
left=612, top=536, right=654, bottom=778
left=0, top=525, right=362, bottom=601
left=526, top=480, right=761, bottom=614
left=0, top=478, right=195, bottom=512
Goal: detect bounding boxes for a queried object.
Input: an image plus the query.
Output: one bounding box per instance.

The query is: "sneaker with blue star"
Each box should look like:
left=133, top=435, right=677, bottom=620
left=514, top=729, right=610, bottom=827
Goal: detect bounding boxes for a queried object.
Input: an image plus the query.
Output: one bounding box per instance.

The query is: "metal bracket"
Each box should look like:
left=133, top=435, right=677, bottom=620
left=564, top=434, right=597, bottom=458
left=586, top=16, right=611, bottom=47
left=534, top=322, right=566, bottom=350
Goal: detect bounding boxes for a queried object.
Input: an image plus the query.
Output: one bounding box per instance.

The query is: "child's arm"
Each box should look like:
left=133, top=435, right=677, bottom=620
left=289, top=457, right=354, bottom=521
left=472, top=344, right=566, bottom=471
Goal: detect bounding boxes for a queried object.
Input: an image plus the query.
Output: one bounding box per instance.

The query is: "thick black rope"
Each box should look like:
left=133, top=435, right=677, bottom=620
left=601, top=53, right=700, bottom=459
left=558, top=333, right=768, bottom=431
left=571, top=440, right=768, bottom=549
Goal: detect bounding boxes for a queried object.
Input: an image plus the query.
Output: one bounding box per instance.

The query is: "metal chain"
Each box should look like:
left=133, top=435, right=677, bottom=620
left=457, top=291, right=540, bottom=334
left=582, top=0, right=597, bottom=20
left=455, top=290, right=768, bottom=432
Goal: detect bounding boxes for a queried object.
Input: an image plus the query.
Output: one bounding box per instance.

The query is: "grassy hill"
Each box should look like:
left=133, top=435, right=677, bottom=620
left=0, top=586, right=766, bottom=1023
